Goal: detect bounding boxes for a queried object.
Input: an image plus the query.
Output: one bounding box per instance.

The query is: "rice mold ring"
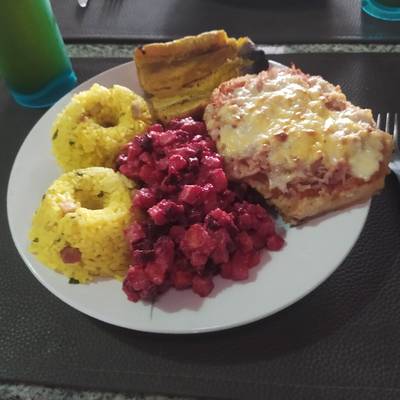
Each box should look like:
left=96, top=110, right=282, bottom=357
left=29, top=167, right=136, bottom=283
left=52, top=83, right=152, bottom=171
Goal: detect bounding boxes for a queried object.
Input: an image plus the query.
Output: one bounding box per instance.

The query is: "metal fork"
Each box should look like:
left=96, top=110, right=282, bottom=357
left=77, top=0, right=89, bottom=7
left=377, top=113, right=399, bottom=180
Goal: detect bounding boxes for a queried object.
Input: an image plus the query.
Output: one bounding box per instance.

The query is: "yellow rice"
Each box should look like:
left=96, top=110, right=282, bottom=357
left=29, top=167, right=137, bottom=283
left=52, top=83, right=152, bottom=171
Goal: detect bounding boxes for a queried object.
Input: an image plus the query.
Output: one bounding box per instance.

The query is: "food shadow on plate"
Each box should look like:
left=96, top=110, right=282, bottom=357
left=154, top=288, right=205, bottom=313
left=294, top=200, right=370, bottom=230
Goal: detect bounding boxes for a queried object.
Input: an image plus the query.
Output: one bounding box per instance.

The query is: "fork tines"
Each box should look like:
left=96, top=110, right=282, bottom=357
left=377, top=112, right=398, bottom=153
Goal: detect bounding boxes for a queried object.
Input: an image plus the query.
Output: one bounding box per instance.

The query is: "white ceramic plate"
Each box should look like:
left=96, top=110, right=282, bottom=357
left=7, top=61, right=370, bottom=334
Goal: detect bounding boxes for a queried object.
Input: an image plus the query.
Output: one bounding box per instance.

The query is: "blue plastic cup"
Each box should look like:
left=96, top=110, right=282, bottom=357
left=362, top=0, right=400, bottom=21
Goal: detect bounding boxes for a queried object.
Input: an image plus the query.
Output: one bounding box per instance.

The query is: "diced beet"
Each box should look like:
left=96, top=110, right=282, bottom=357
left=127, top=141, right=143, bottom=158
left=254, top=204, right=269, bottom=219
left=160, top=173, right=180, bottom=193
left=192, top=275, right=214, bottom=297
left=137, top=133, right=153, bottom=152
left=172, top=147, right=198, bottom=159
left=192, top=134, right=203, bottom=142
left=116, top=153, right=128, bottom=166
left=142, top=221, right=165, bottom=241
left=187, top=157, right=200, bottom=171
left=118, top=163, right=136, bottom=179
left=258, top=219, right=275, bottom=237
left=186, top=208, right=204, bottom=224
left=133, top=188, right=158, bottom=209
left=166, top=119, right=183, bottom=131
left=230, top=251, right=250, bottom=281
left=179, top=119, right=207, bottom=136
left=172, top=270, right=193, bottom=290
left=196, top=165, right=212, bottom=185
left=236, top=231, right=254, bottom=253
left=139, top=164, right=161, bottom=185
left=169, top=225, right=186, bottom=243
left=250, top=232, right=266, bottom=250
left=60, top=246, right=81, bottom=264
left=132, top=238, right=153, bottom=251
left=180, top=224, right=216, bottom=268
left=190, top=251, right=210, bottom=269
left=154, top=236, right=175, bottom=267
left=202, top=183, right=218, bottom=213
left=149, top=123, right=164, bottom=133
left=169, top=154, right=187, bottom=173
left=122, top=278, right=141, bottom=302
left=179, top=185, right=203, bottom=205
left=220, top=261, right=233, bottom=279
left=145, top=261, right=168, bottom=285
left=156, top=157, right=169, bottom=171
left=153, top=130, right=177, bottom=146
left=148, top=200, right=184, bottom=225
left=231, top=266, right=249, bottom=281
left=131, top=249, right=155, bottom=265
left=209, top=169, right=228, bottom=192
left=194, top=139, right=214, bottom=153
left=248, top=251, right=261, bottom=268
left=124, top=222, right=146, bottom=244
left=219, top=189, right=237, bottom=210
left=139, top=151, right=153, bottom=165
left=266, top=234, right=285, bottom=251
left=211, top=244, right=229, bottom=264
left=181, top=224, right=213, bottom=251
left=205, top=215, right=220, bottom=230
left=210, top=229, right=232, bottom=264
left=238, top=212, right=257, bottom=230
left=206, top=208, right=234, bottom=228
left=117, top=118, right=284, bottom=303
left=148, top=203, right=168, bottom=225
left=124, top=265, right=152, bottom=291
left=232, top=249, right=261, bottom=271
left=202, top=155, right=222, bottom=169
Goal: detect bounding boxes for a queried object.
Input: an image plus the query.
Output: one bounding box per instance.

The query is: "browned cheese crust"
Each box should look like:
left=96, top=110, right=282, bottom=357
left=204, top=66, right=394, bottom=225
left=250, top=141, right=392, bottom=224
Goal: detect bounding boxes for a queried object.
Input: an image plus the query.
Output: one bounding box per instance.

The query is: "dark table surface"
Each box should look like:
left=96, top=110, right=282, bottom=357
left=52, top=0, right=400, bottom=44
left=2, top=54, right=400, bottom=400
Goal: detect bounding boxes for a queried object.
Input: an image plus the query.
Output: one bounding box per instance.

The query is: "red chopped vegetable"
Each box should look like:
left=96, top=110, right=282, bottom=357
left=118, top=118, right=284, bottom=302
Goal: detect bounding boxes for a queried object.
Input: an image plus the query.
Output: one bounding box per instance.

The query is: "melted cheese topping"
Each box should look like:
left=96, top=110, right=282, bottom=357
left=205, top=67, right=384, bottom=192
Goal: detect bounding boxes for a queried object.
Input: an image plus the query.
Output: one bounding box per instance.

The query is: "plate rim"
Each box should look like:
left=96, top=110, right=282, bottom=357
left=6, top=59, right=371, bottom=334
